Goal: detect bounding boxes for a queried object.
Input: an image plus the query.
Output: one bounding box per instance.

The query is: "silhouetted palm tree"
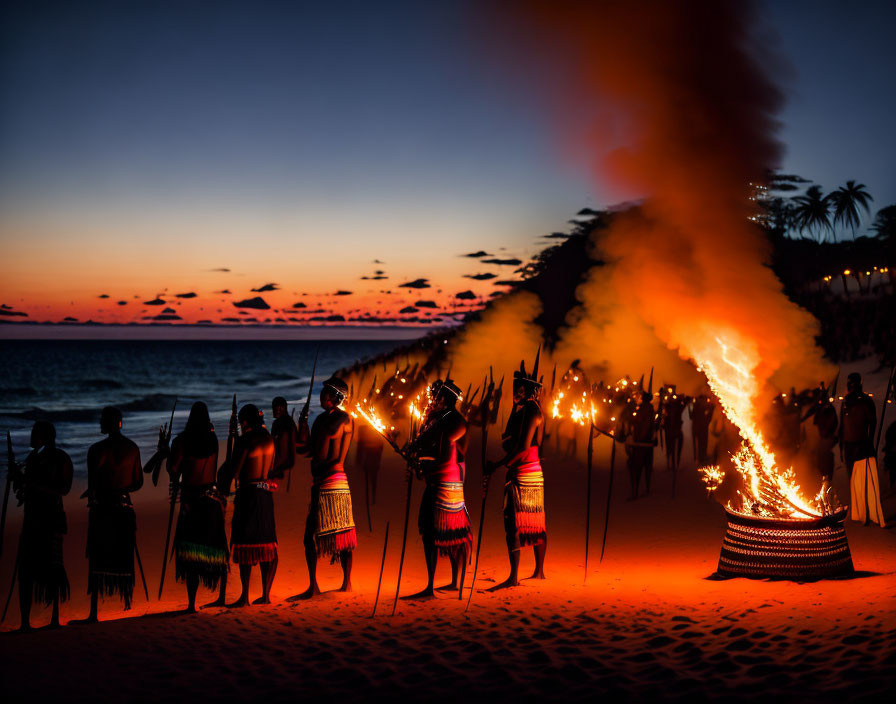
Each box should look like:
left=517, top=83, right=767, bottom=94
left=829, top=180, right=873, bottom=237
left=792, top=185, right=832, bottom=242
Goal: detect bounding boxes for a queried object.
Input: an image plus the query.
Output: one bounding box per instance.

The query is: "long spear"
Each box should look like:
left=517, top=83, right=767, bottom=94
left=465, top=378, right=499, bottom=611
left=134, top=542, right=150, bottom=601
left=148, top=398, right=178, bottom=486
left=370, top=521, right=390, bottom=617
left=599, top=434, right=617, bottom=563
left=157, top=477, right=180, bottom=600
left=1, top=432, right=14, bottom=559
left=293, top=346, right=320, bottom=493
left=391, top=465, right=414, bottom=616
left=875, top=363, right=895, bottom=452
left=583, top=422, right=594, bottom=582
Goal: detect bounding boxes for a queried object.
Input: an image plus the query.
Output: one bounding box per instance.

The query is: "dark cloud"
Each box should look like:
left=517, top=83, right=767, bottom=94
left=221, top=317, right=241, bottom=322
left=310, top=314, right=346, bottom=322
left=493, top=280, right=518, bottom=286
left=98, top=294, right=110, bottom=299
left=462, top=251, right=491, bottom=258
left=175, top=292, right=197, bottom=298
left=399, top=278, right=430, bottom=289
left=251, top=283, right=280, bottom=292
left=399, top=306, right=418, bottom=314
left=291, top=301, right=307, bottom=308
left=373, top=259, right=385, bottom=264
left=455, top=290, right=477, bottom=300
left=233, top=296, right=270, bottom=310
left=144, top=298, right=166, bottom=305
left=463, top=273, right=497, bottom=280
left=333, top=290, right=353, bottom=296
left=542, top=232, right=570, bottom=239
left=414, top=300, right=438, bottom=309
left=0, top=305, right=27, bottom=317
left=481, top=258, right=522, bottom=266
left=216, top=289, right=231, bottom=295
left=62, top=316, right=78, bottom=322
left=150, top=313, right=182, bottom=321
left=197, top=319, right=212, bottom=324
left=208, top=267, right=231, bottom=272
left=117, top=301, right=127, bottom=306
left=162, top=307, right=177, bottom=314
left=361, top=275, right=388, bottom=280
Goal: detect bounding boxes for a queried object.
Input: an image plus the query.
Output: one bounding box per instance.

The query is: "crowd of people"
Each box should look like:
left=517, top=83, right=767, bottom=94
left=5, top=352, right=894, bottom=632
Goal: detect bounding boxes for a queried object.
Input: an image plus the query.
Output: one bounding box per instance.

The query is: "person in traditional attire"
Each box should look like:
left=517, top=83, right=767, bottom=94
left=293, top=377, right=356, bottom=600
left=219, top=404, right=277, bottom=607
left=167, top=402, right=228, bottom=612
left=77, top=407, right=144, bottom=623
left=270, top=396, right=297, bottom=481
left=659, top=386, right=686, bottom=474
left=812, top=393, right=839, bottom=482
left=403, top=379, right=473, bottom=599
left=623, top=390, right=657, bottom=499
left=11, top=421, right=73, bottom=631
left=486, top=357, right=546, bottom=590
left=690, top=393, right=715, bottom=465
left=839, top=372, right=876, bottom=476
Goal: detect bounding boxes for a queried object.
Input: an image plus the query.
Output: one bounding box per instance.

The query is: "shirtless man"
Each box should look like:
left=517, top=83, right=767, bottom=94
left=219, top=404, right=277, bottom=607
left=403, top=379, right=473, bottom=600
left=270, top=396, right=297, bottom=481
left=485, top=363, right=546, bottom=590
left=75, top=406, right=144, bottom=624
left=11, top=421, right=73, bottom=631
left=292, top=376, right=356, bottom=600
left=168, top=401, right=228, bottom=612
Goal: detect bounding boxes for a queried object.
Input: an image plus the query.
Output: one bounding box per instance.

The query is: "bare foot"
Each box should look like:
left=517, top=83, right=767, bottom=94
left=523, top=572, right=546, bottom=580
left=487, top=577, right=520, bottom=591
left=201, top=598, right=226, bottom=610
left=339, top=582, right=352, bottom=593
left=400, top=587, right=436, bottom=600
left=435, top=582, right=458, bottom=592
left=225, top=597, right=249, bottom=608
left=68, top=615, right=99, bottom=625
left=287, top=585, right=320, bottom=601
left=252, top=596, right=271, bottom=605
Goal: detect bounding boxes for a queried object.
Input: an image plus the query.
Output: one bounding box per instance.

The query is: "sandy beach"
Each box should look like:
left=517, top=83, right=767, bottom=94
left=1, top=367, right=894, bottom=702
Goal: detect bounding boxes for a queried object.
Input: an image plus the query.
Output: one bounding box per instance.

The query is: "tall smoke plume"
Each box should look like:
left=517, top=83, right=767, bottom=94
left=347, top=1, right=834, bottom=435
left=453, top=0, right=831, bottom=404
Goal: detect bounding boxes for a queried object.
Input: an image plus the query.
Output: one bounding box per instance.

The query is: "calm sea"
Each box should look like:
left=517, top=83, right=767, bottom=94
left=0, top=339, right=400, bottom=476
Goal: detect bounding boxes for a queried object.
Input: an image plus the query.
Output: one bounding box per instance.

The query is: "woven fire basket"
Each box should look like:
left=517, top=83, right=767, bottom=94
left=717, top=507, right=854, bottom=579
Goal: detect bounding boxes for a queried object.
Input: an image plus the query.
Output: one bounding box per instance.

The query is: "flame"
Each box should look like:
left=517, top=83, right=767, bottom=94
left=699, top=464, right=725, bottom=494
left=695, top=334, right=820, bottom=518
left=353, top=401, right=394, bottom=437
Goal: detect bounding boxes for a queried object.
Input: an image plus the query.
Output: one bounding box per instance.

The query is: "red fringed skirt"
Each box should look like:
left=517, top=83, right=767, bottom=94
left=231, top=484, right=278, bottom=565
left=505, top=449, right=546, bottom=549
left=419, top=481, right=473, bottom=561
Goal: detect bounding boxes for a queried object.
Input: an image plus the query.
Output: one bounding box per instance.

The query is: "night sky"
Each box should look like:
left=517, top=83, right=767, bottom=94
left=1, top=0, right=893, bottom=327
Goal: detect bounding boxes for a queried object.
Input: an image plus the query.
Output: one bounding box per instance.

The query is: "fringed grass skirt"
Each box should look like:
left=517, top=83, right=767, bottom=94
left=19, top=516, right=70, bottom=605
left=505, top=465, right=546, bottom=549
left=87, top=502, right=136, bottom=609
left=419, top=483, right=473, bottom=561
left=231, top=485, right=278, bottom=565
left=314, top=474, right=357, bottom=561
left=174, top=491, right=229, bottom=589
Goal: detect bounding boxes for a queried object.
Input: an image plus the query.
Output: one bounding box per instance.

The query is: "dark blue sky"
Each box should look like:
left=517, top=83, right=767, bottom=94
left=0, top=0, right=893, bottom=309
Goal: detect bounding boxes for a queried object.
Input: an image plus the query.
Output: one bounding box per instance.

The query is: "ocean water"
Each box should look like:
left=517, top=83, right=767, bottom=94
left=0, top=339, right=400, bottom=476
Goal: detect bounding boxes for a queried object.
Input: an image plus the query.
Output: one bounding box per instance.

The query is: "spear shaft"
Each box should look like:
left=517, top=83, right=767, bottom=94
left=370, top=521, right=390, bottom=617
left=599, top=437, right=616, bottom=563
left=584, top=423, right=594, bottom=582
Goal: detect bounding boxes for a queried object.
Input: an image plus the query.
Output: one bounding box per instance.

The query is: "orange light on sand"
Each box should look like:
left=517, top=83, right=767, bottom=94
left=696, top=334, right=821, bottom=518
